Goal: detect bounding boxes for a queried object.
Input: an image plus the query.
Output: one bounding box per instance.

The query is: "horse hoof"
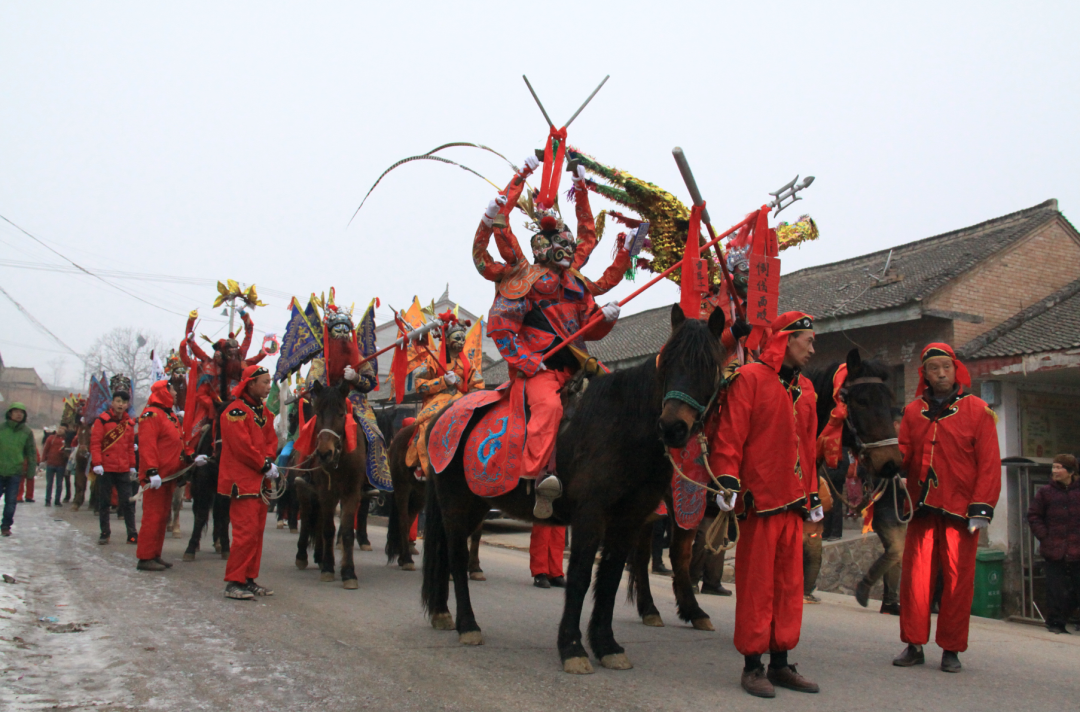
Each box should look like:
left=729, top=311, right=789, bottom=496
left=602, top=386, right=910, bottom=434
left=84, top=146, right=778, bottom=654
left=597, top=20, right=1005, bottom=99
left=214, top=542, right=221, bottom=553
left=458, top=630, right=484, bottom=646
left=171, top=531, right=181, bottom=539
left=220, top=551, right=229, bottom=560
left=289, top=528, right=298, bottom=534
left=409, top=545, right=420, bottom=556
left=320, top=572, right=335, bottom=583
left=360, top=544, right=372, bottom=552
left=469, top=571, right=486, bottom=582
left=400, top=562, right=416, bottom=571
left=343, top=579, right=359, bottom=590
left=641, top=614, right=665, bottom=628
left=295, top=559, right=308, bottom=570
left=431, top=613, right=454, bottom=630
left=182, top=553, right=195, bottom=562
left=563, top=657, right=594, bottom=675
left=691, top=617, right=715, bottom=631
left=600, top=653, right=633, bottom=670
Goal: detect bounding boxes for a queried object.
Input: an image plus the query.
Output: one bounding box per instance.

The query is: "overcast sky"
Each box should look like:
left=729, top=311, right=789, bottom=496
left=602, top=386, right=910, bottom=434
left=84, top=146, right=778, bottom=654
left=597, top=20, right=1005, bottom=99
left=2, top=1, right=1077, bottom=389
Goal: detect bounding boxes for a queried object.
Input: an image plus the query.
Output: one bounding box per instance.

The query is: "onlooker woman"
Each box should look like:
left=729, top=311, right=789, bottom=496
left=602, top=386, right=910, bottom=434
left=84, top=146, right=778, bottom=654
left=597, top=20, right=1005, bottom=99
left=1027, top=453, right=1080, bottom=634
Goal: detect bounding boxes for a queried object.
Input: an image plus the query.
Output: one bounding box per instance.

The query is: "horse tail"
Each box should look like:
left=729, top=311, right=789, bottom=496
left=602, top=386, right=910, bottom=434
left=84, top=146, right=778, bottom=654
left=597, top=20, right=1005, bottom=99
left=420, top=475, right=448, bottom=616
left=384, top=491, right=401, bottom=563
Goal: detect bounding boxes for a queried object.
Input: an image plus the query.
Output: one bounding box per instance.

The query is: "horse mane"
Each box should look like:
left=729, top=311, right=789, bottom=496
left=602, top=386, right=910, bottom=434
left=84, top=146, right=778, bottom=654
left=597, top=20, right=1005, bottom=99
left=312, top=382, right=348, bottom=422
left=807, top=356, right=891, bottom=437
left=656, top=318, right=723, bottom=388
left=572, top=359, right=658, bottom=427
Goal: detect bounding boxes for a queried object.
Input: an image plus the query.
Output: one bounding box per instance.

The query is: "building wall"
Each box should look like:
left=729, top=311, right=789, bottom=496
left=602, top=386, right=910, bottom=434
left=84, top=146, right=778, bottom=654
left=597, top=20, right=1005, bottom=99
left=0, top=385, right=68, bottom=427
left=927, top=218, right=1080, bottom=346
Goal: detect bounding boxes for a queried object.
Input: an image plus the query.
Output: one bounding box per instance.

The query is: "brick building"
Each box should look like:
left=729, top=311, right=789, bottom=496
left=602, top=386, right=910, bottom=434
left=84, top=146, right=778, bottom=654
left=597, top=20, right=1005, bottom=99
left=0, top=354, right=74, bottom=427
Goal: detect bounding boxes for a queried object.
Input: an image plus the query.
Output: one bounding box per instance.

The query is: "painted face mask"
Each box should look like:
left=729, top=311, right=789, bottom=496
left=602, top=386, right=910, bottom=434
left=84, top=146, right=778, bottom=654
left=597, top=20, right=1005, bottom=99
left=327, top=312, right=354, bottom=340
left=533, top=230, right=576, bottom=267
left=446, top=325, right=467, bottom=352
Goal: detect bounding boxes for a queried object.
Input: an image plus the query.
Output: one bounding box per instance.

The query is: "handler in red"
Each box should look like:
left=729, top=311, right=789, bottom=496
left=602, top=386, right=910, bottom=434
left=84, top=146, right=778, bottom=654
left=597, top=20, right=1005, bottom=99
left=893, top=343, right=1000, bottom=673
left=710, top=311, right=823, bottom=698
left=218, top=365, right=279, bottom=600
left=135, top=380, right=207, bottom=571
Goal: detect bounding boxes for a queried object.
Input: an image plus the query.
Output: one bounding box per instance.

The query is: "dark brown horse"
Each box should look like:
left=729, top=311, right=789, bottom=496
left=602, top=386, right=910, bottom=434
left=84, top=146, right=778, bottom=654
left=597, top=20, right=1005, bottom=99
left=385, top=421, right=484, bottom=577
left=421, top=304, right=725, bottom=673
left=294, top=380, right=369, bottom=589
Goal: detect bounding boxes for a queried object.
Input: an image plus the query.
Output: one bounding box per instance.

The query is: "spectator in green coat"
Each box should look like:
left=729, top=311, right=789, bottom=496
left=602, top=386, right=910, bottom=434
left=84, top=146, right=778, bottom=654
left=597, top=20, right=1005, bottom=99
left=1, top=402, right=38, bottom=536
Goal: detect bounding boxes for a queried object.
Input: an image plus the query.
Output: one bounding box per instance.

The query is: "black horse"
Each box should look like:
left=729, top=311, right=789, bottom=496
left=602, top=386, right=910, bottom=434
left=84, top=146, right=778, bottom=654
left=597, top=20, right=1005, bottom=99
left=421, top=304, right=725, bottom=673
left=181, top=421, right=231, bottom=562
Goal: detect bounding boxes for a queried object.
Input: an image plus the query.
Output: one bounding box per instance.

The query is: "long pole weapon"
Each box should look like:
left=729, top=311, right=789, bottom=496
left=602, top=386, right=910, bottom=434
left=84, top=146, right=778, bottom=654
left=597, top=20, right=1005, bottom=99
left=355, top=318, right=443, bottom=368
left=389, top=311, right=467, bottom=395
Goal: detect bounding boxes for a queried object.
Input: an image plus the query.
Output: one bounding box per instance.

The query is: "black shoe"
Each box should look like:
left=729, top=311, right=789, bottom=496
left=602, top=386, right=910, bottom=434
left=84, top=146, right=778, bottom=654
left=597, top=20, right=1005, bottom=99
left=24, top=499, right=34, bottom=503
left=44, top=502, right=51, bottom=507
left=855, top=579, right=871, bottom=608
left=98, top=535, right=110, bottom=545
left=701, top=584, right=732, bottom=597
left=892, top=644, right=925, bottom=667
left=533, top=574, right=551, bottom=589
left=1047, top=624, right=1070, bottom=635
left=224, top=582, right=255, bottom=600
left=246, top=579, right=274, bottom=596
left=127, top=535, right=138, bottom=545
left=652, top=565, right=673, bottom=577
left=941, top=650, right=961, bottom=673
left=548, top=576, right=566, bottom=588
left=1, top=529, right=10, bottom=537
left=880, top=602, right=901, bottom=616
left=136, top=559, right=166, bottom=571
left=154, top=557, right=173, bottom=569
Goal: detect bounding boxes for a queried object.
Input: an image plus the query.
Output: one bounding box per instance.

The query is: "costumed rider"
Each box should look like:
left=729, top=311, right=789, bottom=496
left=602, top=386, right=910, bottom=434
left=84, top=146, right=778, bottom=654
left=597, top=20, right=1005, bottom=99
left=406, top=314, right=484, bottom=477
left=476, top=154, right=630, bottom=518
left=218, top=365, right=279, bottom=600
left=709, top=312, right=823, bottom=698
left=893, top=343, right=1001, bottom=673
left=325, top=304, right=391, bottom=495
left=134, top=379, right=208, bottom=571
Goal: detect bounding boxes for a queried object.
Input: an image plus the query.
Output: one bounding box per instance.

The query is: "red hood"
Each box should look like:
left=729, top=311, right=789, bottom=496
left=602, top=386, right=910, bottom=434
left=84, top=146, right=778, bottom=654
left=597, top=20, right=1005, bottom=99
left=147, top=380, right=174, bottom=409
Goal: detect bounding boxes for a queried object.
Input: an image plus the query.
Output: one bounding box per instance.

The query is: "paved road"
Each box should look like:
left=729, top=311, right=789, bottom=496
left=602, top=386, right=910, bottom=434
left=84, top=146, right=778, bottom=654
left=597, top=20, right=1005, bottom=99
left=1, top=501, right=1076, bottom=711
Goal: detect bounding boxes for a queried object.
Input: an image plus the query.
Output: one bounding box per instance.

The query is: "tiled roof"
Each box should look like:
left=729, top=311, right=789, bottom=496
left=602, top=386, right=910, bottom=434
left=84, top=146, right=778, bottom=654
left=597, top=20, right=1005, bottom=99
left=485, top=305, right=675, bottom=385
left=778, top=200, right=1063, bottom=319
left=959, top=277, right=1080, bottom=359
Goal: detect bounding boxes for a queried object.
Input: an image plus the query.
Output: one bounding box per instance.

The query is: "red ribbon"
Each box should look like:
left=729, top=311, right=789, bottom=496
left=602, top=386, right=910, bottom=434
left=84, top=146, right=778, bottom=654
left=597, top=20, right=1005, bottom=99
left=536, top=126, right=568, bottom=210
left=679, top=204, right=706, bottom=319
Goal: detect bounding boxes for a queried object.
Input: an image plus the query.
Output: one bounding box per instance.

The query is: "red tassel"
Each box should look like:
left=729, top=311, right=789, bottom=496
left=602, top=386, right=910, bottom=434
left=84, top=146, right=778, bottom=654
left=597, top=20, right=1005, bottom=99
left=536, top=127, right=568, bottom=210
left=344, top=408, right=358, bottom=453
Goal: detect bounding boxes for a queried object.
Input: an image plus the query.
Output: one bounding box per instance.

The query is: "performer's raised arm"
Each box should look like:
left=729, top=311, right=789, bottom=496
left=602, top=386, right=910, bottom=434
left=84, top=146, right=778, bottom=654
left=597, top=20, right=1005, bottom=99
left=472, top=157, right=538, bottom=281
left=570, top=166, right=599, bottom=270
left=238, top=311, right=255, bottom=359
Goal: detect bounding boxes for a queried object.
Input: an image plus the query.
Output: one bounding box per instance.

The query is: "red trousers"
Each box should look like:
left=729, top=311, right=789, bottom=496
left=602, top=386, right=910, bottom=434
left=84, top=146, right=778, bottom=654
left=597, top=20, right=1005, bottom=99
left=734, top=510, right=804, bottom=655
left=136, top=481, right=176, bottom=561
left=409, top=514, right=418, bottom=543
left=529, top=523, right=565, bottom=577
left=522, top=370, right=570, bottom=479
left=17, top=474, right=34, bottom=501
left=224, top=497, right=268, bottom=584
left=900, top=511, right=979, bottom=652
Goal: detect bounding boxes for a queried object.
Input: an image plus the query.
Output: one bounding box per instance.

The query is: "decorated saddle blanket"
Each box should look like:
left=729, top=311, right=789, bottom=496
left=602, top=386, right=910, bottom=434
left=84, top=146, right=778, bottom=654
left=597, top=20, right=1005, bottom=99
left=669, top=436, right=710, bottom=530
left=428, top=380, right=529, bottom=498
left=349, top=393, right=392, bottom=492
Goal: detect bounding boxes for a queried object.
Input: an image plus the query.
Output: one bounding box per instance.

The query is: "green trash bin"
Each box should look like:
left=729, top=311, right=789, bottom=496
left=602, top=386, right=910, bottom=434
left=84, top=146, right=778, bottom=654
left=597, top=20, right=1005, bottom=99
left=971, top=548, right=1005, bottom=619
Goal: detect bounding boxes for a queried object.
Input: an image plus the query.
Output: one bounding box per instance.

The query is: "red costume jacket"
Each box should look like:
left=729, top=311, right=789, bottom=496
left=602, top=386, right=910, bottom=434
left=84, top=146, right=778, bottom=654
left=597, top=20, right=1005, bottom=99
left=709, top=362, right=819, bottom=514
left=138, top=387, right=185, bottom=484
left=90, top=410, right=136, bottom=472
left=217, top=395, right=277, bottom=498
left=42, top=434, right=68, bottom=468
left=899, top=389, right=1001, bottom=522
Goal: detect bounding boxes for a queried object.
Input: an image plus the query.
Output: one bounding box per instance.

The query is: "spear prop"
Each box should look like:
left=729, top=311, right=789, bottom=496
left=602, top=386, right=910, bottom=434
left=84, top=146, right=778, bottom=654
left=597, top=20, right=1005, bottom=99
left=389, top=311, right=467, bottom=395
left=355, top=317, right=443, bottom=367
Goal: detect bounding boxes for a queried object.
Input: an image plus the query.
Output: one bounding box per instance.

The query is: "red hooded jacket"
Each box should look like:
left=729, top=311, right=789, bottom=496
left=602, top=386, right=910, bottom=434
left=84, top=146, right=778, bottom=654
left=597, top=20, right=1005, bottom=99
left=138, top=381, right=185, bottom=484
left=217, top=394, right=277, bottom=498
left=90, top=409, right=136, bottom=472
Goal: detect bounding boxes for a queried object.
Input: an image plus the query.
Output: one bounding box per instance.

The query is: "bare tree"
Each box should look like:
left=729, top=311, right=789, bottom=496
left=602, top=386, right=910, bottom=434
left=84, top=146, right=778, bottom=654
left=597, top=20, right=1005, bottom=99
left=47, top=356, right=67, bottom=388
left=83, top=327, right=167, bottom=407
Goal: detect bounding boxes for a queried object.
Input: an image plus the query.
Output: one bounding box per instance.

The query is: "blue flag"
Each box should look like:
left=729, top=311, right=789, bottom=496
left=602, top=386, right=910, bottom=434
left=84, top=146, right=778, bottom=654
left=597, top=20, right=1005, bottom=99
left=85, top=372, right=111, bottom=422
left=274, top=299, right=323, bottom=382
left=357, top=300, right=378, bottom=387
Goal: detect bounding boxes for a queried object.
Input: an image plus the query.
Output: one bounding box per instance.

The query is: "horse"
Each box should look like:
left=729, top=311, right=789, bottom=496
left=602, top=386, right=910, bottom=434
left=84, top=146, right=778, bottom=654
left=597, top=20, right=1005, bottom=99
left=70, top=410, right=93, bottom=511
left=294, top=379, right=370, bottom=589
left=421, top=304, right=726, bottom=674
left=385, top=420, right=485, bottom=577
left=181, top=421, right=232, bottom=561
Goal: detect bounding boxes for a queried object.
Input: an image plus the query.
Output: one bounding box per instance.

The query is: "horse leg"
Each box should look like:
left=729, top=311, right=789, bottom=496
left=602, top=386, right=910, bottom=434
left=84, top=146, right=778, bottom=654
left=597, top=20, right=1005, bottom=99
left=355, top=494, right=372, bottom=551
left=389, top=486, right=415, bottom=570
left=295, top=486, right=311, bottom=569
left=446, top=499, right=488, bottom=645
left=421, top=477, right=454, bottom=631
left=319, top=492, right=337, bottom=582
left=339, top=493, right=360, bottom=589
left=671, top=523, right=712, bottom=629
left=558, top=515, right=604, bottom=674
left=587, top=521, right=639, bottom=671
left=183, top=473, right=211, bottom=561
left=213, top=492, right=231, bottom=558
left=467, top=525, right=485, bottom=581
left=631, top=520, right=663, bottom=626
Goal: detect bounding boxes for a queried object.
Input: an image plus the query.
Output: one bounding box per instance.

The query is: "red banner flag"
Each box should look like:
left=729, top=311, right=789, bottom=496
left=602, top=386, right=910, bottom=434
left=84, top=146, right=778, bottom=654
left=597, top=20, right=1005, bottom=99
left=680, top=204, right=708, bottom=319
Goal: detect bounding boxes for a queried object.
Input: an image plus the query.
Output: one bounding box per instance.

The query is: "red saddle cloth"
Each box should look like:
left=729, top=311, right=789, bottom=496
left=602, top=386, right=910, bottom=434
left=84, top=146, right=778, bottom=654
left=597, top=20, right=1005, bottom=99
left=669, top=435, right=709, bottom=530
left=428, top=380, right=529, bottom=497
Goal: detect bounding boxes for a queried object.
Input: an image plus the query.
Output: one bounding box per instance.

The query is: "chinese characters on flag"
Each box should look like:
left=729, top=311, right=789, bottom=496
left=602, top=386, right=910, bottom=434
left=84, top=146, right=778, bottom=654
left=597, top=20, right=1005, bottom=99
left=747, top=254, right=781, bottom=326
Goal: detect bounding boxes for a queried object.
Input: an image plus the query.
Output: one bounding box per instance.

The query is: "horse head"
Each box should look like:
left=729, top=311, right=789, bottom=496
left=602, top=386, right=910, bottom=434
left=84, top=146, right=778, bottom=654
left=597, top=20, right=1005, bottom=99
left=310, top=380, right=350, bottom=470
left=840, top=348, right=904, bottom=480
left=657, top=304, right=726, bottom=449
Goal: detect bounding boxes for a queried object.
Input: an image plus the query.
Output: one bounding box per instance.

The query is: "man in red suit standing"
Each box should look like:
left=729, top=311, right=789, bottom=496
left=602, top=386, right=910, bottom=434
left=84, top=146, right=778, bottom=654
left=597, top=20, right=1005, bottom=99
left=90, top=390, right=137, bottom=545
left=218, top=365, right=279, bottom=600
left=710, top=311, right=823, bottom=698
left=893, top=343, right=1001, bottom=673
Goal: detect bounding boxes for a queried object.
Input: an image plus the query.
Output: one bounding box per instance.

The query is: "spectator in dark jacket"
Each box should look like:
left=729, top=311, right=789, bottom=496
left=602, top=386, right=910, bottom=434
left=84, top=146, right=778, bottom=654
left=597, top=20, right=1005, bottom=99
left=42, top=425, right=69, bottom=506
left=1027, top=453, right=1080, bottom=634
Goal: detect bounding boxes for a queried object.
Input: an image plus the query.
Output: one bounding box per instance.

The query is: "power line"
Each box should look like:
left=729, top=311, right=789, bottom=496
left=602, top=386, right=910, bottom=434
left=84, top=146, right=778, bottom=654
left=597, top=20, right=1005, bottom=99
left=0, top=283, right=82, bottom=359
left=0, top=214, right=188, bottom=317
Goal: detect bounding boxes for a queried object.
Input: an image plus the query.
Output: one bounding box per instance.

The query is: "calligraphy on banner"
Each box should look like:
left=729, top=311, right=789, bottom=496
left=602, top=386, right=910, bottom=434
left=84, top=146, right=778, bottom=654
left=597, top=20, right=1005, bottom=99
left=747, top=254, right=781, bottom=326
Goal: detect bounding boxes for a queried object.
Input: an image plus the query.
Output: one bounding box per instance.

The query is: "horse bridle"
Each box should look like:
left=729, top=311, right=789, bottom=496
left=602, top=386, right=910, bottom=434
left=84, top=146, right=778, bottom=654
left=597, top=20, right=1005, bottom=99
left=838, top=376, right=900, bottom=455
left=663, top=365, right=723, bottom=434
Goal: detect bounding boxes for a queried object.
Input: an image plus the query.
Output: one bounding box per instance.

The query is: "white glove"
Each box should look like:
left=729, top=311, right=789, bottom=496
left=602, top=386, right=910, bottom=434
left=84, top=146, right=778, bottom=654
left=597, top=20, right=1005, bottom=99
left=134, top=443, right=138, bottom=451
left=175, top=410, right=184, bottom=419
left=523, top=155, right=540, bottom=173
left=601, top=302, right=621, bottom=322
left=267, top=464, right=280, bottom=480
left=716, top=491, right=737, bottom=512
left=186, top=332, right=195, bottom=342
left=573, top=164, right=587, bottom=185
left=92, top=465, right=104, bottom=476
left=809, top=505, right=825, bottom=522
left=343, top=365, right=359, bottom=382
left=968, top=518, right=989, bottom=534
left=536, top=362, right=548, bottom=372
left=444, top=371, right=460, bottom=386
left=149, top=474, right=162, bottom=490
left=194, top=454, right=209, bottom=467
left=482, top=195, right=508, bottom=227
left=129, top=467, right=137, bottom=475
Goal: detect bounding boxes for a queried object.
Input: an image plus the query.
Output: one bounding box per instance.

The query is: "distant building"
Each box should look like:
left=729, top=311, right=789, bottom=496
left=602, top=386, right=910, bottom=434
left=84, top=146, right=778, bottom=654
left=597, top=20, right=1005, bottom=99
left=0, top=353, right=77, bottom=426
